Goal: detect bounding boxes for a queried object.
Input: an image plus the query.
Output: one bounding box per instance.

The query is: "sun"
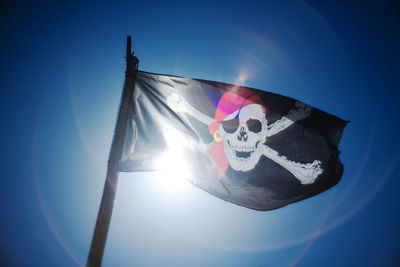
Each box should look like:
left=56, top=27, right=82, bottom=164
left=154, top=128, right=193, bottom=193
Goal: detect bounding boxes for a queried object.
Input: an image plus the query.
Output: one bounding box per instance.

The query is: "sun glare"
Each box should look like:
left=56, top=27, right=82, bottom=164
left=154, top=128, right=193, bottom=193
left=237, top=73, right=248, bottom=83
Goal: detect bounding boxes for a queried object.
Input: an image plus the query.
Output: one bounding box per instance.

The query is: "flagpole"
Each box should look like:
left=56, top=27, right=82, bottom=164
left=87, top=36, right=139, bottom=267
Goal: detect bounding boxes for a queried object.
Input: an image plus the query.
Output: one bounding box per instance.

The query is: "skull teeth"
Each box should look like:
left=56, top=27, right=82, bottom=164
left=235, top=151, right=252, bottom=159
left=226, top=141, right=256, bottom=160
left=226, top=141, right=256, bottom=152
left=234, top=147, right=255, bottom=153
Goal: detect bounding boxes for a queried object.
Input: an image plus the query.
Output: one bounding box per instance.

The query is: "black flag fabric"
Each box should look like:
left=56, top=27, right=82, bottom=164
left=120, top=71, right=347, bottom=211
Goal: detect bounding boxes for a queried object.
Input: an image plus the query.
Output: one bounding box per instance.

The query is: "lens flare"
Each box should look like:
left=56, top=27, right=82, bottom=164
left=32, top=108, right=84, bottom=267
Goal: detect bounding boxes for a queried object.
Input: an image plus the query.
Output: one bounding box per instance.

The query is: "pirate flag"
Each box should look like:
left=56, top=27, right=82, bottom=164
left=120, top=71, right=347, bottom=211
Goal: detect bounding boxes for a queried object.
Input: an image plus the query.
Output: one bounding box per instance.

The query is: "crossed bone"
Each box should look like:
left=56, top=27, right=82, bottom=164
left=167, top=93, right=323, bottom=184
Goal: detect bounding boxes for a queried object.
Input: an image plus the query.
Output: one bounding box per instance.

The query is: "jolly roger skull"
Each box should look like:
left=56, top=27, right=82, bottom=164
left=167, top=89, right=321, bottom=183
left=218, top=104, right=268, bottom=171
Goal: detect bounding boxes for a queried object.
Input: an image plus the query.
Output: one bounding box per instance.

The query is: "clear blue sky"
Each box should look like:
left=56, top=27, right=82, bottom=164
left=1, top=1, right=400, bottom=266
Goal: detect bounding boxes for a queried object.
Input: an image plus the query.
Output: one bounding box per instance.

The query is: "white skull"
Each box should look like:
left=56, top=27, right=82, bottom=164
left=218, top=104, right=268, bottom=171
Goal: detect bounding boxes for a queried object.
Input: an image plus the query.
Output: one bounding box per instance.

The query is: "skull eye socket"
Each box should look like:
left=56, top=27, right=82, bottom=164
left=247, top=119, right=262, bottom=133
left=221, top=118, right=239, bottom=134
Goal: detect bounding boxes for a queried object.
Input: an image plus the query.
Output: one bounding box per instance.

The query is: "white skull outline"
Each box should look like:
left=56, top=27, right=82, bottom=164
left=218, top=104, right=268, bottom=171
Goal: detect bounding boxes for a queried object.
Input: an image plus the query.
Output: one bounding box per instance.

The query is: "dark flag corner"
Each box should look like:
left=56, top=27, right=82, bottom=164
left=120, top=70, right=348, bottom=211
